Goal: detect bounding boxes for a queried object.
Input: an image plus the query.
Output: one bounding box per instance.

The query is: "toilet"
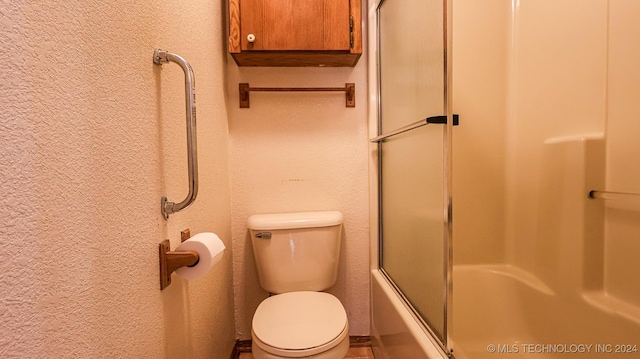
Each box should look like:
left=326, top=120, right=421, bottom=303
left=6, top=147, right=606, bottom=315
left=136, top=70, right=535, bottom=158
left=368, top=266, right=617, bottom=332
left=248, top=211, right=349, bottom=359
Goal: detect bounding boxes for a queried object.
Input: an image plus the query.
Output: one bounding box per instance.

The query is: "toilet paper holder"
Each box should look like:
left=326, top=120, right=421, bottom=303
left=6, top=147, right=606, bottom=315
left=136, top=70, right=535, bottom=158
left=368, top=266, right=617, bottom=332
left=158, top=229, right=199, bottom=290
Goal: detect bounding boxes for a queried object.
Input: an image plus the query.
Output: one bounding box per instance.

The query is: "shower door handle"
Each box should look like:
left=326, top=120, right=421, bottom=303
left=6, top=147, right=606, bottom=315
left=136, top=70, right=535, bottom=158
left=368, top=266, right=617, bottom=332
left=425, top=114, right=459, bottom=125
left=370, top=114, right=459, bottom=143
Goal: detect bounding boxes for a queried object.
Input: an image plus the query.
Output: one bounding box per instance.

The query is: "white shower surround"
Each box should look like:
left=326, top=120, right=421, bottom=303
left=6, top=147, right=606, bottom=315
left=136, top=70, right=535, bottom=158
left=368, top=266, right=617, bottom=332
left=370, top=0, right=640, bottom=358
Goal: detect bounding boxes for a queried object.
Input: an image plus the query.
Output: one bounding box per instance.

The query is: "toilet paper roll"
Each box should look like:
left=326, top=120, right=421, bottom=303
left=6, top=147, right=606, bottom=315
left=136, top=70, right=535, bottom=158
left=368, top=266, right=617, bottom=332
left=174, top=232, right=225, bottom=280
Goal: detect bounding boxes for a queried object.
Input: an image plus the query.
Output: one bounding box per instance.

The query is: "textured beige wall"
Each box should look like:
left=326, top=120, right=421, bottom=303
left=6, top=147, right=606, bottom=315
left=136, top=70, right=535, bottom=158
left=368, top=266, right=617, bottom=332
left=0, top=1, right=235, bottom=358
left=227, top=63, right=370, bottom=338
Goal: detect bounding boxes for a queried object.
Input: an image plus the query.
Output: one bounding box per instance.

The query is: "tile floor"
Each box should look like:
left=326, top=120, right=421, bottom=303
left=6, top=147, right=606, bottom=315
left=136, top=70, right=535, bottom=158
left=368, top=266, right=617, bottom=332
left=239, top=347, right=375, bottom=359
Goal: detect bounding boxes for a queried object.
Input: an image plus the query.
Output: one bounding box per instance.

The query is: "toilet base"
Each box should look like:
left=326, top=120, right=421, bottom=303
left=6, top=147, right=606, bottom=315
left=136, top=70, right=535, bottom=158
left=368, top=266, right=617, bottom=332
left=251, top=334, right=349, bottom=359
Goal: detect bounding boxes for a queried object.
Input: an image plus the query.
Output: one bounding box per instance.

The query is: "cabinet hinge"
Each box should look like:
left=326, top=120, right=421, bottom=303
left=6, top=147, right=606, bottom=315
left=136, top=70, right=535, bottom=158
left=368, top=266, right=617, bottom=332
left=349, top=15, right=354, bottom=48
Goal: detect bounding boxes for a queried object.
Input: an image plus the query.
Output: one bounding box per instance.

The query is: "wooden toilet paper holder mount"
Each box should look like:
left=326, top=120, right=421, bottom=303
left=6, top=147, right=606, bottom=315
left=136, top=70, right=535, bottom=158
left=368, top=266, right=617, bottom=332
left=159, top=229, right=198, bottom=290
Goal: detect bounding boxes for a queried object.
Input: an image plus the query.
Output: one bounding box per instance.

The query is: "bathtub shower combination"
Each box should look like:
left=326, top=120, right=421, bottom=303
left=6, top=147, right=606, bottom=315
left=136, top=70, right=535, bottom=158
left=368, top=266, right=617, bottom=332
left=370, top=0, right=640, bottom=358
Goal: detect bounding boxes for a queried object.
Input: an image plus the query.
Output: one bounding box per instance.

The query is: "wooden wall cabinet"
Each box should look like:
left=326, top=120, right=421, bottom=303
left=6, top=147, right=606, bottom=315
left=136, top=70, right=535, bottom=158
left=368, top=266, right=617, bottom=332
left=229, top=0, right=362, bottom=67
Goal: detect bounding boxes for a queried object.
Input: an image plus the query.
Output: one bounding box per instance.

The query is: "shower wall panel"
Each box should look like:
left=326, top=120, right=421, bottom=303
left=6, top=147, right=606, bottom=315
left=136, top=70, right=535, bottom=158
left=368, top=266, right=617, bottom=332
left=605, top=0, right=640, bottom=309
left=452, top=0, right=640, bottom=357
left=504, top=0, right=608, bottom=272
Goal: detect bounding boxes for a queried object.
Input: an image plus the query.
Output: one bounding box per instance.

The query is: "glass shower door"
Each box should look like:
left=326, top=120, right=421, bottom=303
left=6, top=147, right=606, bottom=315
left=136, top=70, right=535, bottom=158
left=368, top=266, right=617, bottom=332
left=375, top=0, right=451, bottom=352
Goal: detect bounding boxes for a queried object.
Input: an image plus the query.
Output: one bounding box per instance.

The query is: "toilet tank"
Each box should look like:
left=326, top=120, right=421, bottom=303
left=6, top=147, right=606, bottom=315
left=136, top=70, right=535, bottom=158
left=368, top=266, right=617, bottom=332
left=248, top=211, right=344, bottom=294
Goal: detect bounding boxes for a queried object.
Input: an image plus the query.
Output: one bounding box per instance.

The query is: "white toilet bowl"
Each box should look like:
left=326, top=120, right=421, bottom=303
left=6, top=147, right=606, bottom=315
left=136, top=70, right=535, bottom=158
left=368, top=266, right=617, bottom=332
left=251, top=291, right=349, bottom=359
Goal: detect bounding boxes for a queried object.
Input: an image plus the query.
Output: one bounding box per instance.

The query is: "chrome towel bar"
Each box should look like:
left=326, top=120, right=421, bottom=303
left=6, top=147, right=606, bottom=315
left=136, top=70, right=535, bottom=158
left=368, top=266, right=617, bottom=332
left=153, top=49, right=198, bottom=220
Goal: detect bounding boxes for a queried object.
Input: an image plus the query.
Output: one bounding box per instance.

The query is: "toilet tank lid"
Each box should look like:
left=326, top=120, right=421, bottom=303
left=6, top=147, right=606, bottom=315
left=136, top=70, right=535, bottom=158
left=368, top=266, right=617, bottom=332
left=247, top=211, right=343, bottom=230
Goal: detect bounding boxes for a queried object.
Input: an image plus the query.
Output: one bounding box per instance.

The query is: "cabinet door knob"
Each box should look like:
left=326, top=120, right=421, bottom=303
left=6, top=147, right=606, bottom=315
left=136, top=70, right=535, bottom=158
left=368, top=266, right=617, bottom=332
left=247, top=34, right=256, bottom=43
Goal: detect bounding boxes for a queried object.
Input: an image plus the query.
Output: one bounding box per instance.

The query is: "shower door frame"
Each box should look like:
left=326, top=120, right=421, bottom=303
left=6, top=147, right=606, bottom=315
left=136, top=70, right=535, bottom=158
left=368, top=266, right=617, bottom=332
left=373, top=0, right=454, bottom=356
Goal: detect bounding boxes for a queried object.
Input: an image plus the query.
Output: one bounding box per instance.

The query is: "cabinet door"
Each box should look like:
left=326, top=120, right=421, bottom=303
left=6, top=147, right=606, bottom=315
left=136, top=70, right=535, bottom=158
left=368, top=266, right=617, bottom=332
left=239, top=0, right=351, bottom=51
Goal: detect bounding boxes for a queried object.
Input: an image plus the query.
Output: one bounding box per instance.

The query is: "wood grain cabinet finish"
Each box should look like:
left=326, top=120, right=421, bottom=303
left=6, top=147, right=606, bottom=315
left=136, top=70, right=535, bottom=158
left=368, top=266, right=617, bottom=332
left=229, top=0, right=362, bottom=66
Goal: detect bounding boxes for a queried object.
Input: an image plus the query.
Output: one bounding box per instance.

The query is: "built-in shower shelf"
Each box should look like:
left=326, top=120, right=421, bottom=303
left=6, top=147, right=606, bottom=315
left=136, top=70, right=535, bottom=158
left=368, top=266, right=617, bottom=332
left=582, top=291, right=640, bottom=326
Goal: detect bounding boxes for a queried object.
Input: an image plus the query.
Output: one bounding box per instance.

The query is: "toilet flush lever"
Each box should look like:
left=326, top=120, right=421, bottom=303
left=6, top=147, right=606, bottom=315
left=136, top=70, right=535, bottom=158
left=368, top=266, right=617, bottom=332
left=255, top=232, right=271, bottom=239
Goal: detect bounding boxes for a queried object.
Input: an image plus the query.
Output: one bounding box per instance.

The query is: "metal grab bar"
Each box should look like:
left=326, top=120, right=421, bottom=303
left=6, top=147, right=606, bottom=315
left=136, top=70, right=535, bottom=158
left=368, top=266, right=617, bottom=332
left=153, top=49, right=198, bottom=220
left=589, top=190, right=640, bottom=202
left=370, top=114, right=458, bottom=143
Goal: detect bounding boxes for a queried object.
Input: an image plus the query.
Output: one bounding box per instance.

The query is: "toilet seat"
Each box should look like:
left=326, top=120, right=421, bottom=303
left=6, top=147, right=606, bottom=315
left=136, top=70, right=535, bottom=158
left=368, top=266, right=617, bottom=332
left=252, top=291, right=348, bottom=357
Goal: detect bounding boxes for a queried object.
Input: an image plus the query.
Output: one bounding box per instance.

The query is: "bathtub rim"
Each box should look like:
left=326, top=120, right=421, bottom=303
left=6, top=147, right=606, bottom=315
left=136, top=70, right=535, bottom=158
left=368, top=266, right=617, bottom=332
left=371, top=269, right=450, bottom=359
